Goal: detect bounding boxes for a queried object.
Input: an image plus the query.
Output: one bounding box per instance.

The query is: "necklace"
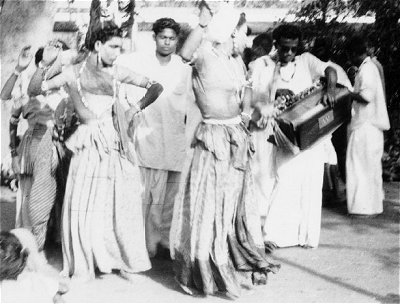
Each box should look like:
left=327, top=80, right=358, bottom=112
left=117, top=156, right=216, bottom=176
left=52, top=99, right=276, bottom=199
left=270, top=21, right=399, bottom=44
left=279, top=61, right=297, bottom=83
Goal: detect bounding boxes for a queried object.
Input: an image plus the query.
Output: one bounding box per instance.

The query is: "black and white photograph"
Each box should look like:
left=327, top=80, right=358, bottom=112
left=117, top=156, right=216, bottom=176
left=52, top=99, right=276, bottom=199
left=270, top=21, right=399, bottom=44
left=0, top=0, right=399, bottom=302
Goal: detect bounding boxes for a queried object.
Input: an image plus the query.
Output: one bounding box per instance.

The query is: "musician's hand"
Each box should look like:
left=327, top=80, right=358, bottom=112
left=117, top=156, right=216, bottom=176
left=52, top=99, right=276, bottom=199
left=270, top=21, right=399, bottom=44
left=16, top=46, right=33, bottom=72
left=259, top=103, right=275, bottom=118
left=275, top=89, right=294, bottom=100
left=256, top=103, right=276, bottom=129
left=322, top=86, right=336, bottom=108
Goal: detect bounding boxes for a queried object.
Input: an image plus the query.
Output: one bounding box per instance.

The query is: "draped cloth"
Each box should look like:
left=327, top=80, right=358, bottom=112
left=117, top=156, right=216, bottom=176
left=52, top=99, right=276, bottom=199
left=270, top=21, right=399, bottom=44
left=61, top=54, right=150, bottom=281
left=77, top=53, right=137, bottom=164
left=170, top=121, right=279, bottom=298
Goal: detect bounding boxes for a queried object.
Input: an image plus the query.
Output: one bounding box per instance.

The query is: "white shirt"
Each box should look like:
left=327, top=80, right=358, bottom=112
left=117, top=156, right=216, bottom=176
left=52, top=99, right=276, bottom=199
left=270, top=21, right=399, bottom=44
left=117, top=53, right=192, bottom=172
left=274, top=52, right=328, bottom=95
left=350, top=56, right=390, bottom=131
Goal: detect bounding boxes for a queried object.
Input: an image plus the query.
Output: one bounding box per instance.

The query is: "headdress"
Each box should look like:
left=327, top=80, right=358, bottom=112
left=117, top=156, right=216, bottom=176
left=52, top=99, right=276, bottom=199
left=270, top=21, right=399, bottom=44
left=85, top=0, right=135, bottom=49
left=206, top=2, right=240, bottom=44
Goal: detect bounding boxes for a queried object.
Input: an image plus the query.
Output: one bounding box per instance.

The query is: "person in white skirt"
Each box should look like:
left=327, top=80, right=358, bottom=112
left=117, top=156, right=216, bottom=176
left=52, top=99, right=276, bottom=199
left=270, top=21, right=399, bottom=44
left=345, top=35, right=390, bottom=216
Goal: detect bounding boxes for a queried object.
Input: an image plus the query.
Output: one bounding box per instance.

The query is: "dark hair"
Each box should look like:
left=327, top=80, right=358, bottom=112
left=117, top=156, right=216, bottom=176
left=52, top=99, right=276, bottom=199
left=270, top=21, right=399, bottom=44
left=35, top=47, right=44, bottom=67
left=253, top=32, right=273, bottom=54
left=345, top=34, right=368, bottom=56
left=153, top=18, right=180, bottom=36
left=273, top=24, right=302, bottom=43
left=0, top=231, right=28, bottom=281
left=311, top=37, right=333, bottom=62
left=85, top=20, right=124, bottom=51
left=57, top=40, right=69, bottom=51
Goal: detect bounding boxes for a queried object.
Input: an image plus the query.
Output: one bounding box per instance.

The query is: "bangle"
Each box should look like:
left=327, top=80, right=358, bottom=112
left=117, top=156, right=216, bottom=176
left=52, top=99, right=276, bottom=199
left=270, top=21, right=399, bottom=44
left=10, top=148, right=18, bottom=157
left=241, top=112, right=251, bottom=120
left=10, top=116, right=20, bottom=125
left=41, top=81, right=49, bottom=92
left=199, top=23, right=208, bottom=29
left=13, top=69, right=21, bottom=77
left=145, top=80, right=156, bottom=90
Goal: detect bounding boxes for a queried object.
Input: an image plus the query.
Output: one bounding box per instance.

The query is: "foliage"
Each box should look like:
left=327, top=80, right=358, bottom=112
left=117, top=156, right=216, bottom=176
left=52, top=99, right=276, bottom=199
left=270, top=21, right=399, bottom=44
left=137, top=0, right=298, bottom=8
left=294, top=0, right=400, bottom=181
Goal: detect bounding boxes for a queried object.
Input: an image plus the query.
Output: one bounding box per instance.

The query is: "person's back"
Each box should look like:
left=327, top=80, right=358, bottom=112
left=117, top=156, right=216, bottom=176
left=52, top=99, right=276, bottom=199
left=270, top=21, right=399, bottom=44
left=345, top=35, right=390, bottom=216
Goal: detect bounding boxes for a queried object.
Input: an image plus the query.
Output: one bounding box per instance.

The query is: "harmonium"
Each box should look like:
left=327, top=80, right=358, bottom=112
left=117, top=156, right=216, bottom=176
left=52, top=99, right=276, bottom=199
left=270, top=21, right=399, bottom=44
left=268, top=81, right=352, bottom=151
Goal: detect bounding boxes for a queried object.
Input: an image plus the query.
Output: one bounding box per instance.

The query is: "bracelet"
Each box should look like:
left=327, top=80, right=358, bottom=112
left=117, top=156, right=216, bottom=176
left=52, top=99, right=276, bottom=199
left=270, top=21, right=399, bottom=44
left=10, top=115, right=20, bottom=125
left=199, top=23, right=208, bottom=29
left=41, top=81, right=49, bottom=92
left=145, top=80, right=156, bottom=90
left=241, top=112, right=251, bottom=120
left=10, top=148, right=18, bottom=157
left=13, top=69, right=21, bottom=77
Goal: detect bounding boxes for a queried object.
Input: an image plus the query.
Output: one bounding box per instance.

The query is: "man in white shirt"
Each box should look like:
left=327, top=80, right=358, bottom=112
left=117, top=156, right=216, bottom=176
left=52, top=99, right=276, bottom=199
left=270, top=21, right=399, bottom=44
left=117, top=18, right=192, bottom=258
left=345, top=35, right=390, bottom=216
left=255, top=24, right=338, bottom=248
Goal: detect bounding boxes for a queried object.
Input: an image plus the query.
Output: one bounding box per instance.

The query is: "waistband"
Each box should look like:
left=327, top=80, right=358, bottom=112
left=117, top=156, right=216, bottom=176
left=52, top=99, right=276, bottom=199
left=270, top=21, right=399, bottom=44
left=203, top=116, right=241, bottom=125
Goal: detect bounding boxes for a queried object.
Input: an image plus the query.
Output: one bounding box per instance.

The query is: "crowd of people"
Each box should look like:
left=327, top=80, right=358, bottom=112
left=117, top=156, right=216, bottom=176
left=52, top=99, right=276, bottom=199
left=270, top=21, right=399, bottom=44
left=0, top=1, right=390, bottom=302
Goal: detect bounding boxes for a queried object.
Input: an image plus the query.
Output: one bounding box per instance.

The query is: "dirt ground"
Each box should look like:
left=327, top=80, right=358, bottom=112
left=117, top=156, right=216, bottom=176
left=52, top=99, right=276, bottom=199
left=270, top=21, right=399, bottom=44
left=1, top=184, right=399, bottom=303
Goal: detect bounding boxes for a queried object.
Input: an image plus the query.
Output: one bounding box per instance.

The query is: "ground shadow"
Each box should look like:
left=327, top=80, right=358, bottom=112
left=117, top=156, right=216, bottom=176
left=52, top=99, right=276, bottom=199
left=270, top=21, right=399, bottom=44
left=273, top=255, right=400, bottom=303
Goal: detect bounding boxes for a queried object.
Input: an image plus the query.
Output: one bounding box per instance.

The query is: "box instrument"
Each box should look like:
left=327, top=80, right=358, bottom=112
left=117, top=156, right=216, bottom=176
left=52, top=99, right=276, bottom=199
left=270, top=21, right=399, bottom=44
left=268, top=82, right=352, bottom=151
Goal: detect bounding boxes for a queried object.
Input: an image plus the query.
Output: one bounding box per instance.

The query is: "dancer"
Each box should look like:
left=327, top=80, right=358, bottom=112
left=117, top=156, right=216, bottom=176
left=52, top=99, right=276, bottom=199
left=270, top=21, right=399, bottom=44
left=170, top=3, right=279, bottom=298
left=28, top=20, right=163, bottom=281
left=6, top=42, right=75, bottom=250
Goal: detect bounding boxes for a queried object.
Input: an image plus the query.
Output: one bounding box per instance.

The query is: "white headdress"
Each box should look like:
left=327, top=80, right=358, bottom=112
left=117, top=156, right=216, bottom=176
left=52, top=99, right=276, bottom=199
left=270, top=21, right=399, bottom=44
left=206, top=2, right=240, bottom=44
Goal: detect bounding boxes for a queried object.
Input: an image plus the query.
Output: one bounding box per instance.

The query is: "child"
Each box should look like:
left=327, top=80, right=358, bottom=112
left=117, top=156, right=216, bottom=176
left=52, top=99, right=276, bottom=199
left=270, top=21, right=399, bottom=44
left=0, top=229, right=67, bottom=303
left=345, top=35, right=390, bottom=216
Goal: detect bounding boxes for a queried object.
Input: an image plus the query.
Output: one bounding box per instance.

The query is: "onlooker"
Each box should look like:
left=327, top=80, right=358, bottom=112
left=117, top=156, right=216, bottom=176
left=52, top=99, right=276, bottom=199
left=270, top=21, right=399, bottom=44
left=244, top=32, right=273, bottom=71
left=366, top=37, right=385, bottom=96
left=117, top=17, right=192, bottom=258
left=0, top=229, right=67, bottom=303
left=311, top=37, right=352, bottom=199
left=345, top=35, right=390, bottom=216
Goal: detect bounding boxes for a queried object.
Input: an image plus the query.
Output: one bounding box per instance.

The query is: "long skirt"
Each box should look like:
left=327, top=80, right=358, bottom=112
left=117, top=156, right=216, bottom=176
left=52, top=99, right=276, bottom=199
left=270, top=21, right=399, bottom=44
left=170, top=121, right=279, bottom=298
left=16, top=125, right=67, bottom=250
left=346, top=124, right=384, bottom=215
left=61, top=123, right=151, bottom=281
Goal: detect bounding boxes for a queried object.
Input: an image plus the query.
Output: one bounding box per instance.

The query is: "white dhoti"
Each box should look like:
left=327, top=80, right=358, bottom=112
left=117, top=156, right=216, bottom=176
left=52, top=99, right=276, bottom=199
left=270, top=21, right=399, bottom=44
left=140, top=167, right=181, bottom=257
left=263, top=143, right=325, bottom=248
left=251, top=128, right=276, bottom=223
left=346, top=124, right=384, bottom=215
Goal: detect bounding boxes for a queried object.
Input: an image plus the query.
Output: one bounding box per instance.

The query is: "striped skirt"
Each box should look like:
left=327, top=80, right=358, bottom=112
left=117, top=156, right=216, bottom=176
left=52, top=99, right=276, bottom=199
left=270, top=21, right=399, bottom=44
left=170, top=120, right=279, bottom=298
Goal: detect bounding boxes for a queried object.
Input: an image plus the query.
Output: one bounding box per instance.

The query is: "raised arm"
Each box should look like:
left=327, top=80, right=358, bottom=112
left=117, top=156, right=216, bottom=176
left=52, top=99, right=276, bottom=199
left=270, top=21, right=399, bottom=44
left=9, top=102, right=23, bottom=175
left=1, top=46, right=33, bottom=101
left=179, top=2, right=212, bottom=62
left=27, top=44, right=67, bottom=96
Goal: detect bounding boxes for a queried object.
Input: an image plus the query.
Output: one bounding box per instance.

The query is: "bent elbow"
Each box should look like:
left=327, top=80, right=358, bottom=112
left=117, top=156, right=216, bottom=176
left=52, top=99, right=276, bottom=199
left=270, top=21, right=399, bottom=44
left=153, top=82, right=164, bottom=96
